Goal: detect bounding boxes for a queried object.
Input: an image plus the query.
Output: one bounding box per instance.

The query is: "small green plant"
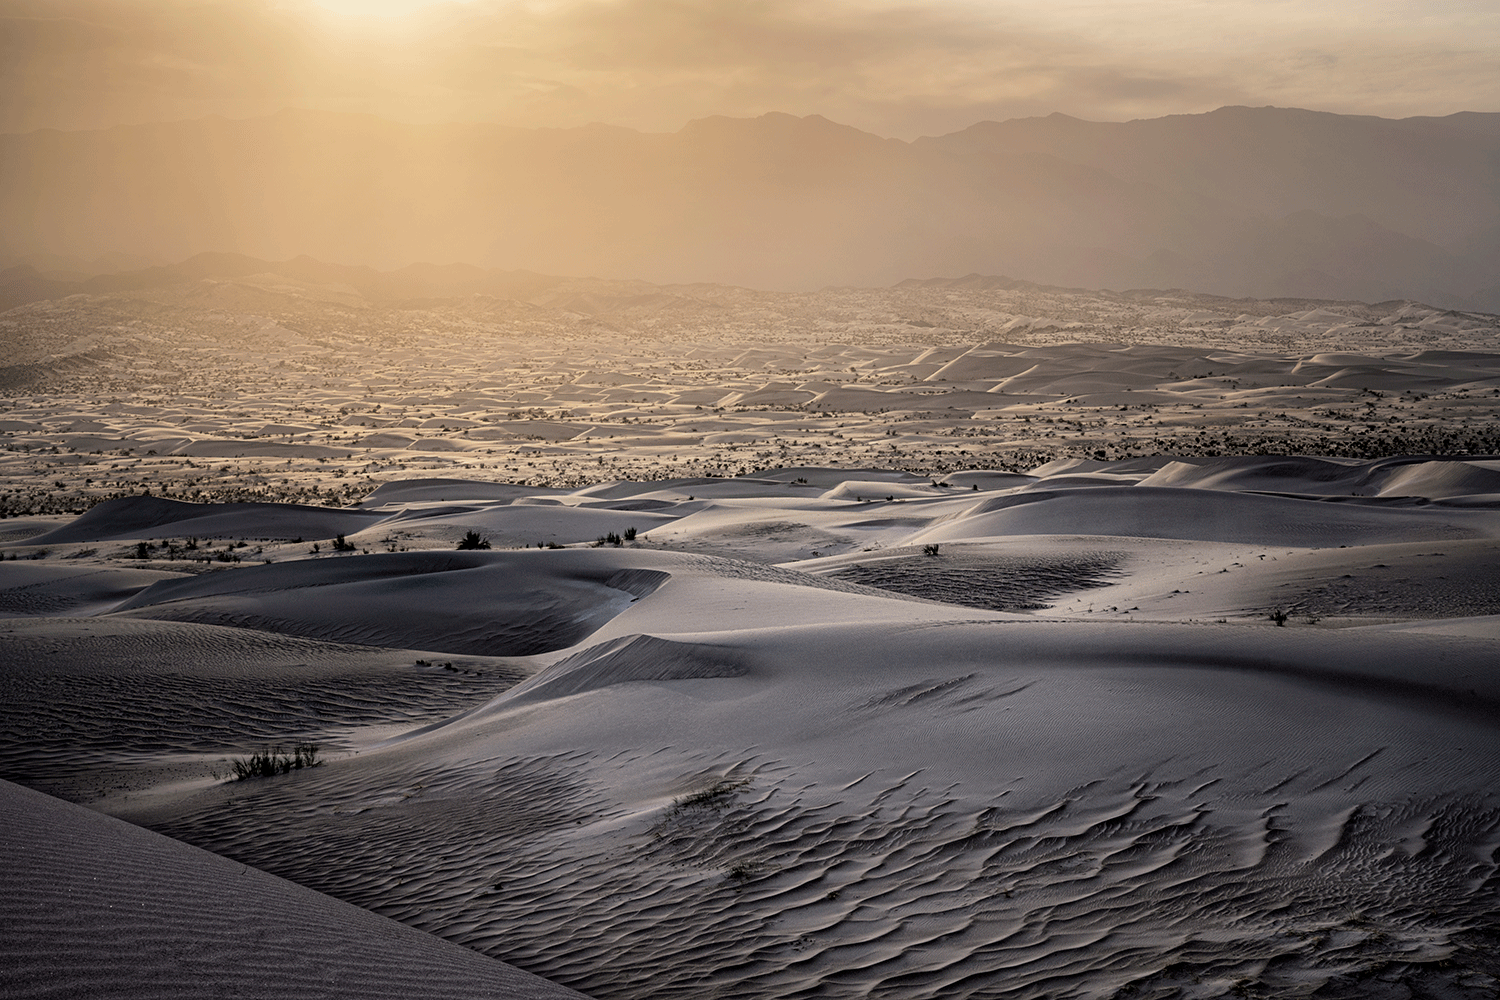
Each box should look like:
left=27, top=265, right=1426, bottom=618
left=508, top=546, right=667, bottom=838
left=229, top=743, right=321, bottom=780
left=456, top=529, right=491, bottom=550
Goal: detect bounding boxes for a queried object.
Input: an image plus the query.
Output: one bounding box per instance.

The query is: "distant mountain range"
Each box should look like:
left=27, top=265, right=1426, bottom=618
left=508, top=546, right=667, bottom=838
left=0, top=251, right=566, bottom=314
left=2, top=106, right=1498, bottom=310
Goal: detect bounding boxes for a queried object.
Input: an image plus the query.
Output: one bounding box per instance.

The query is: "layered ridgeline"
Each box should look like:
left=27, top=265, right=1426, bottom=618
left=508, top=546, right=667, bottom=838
left=4, top=273, right=1500, bottom=518
left=2, top=106, right=1499, bottom=308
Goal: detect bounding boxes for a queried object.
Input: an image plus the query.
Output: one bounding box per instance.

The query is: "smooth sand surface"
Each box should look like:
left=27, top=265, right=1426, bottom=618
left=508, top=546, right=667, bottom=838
left=0, top=778, right=590, bottom=999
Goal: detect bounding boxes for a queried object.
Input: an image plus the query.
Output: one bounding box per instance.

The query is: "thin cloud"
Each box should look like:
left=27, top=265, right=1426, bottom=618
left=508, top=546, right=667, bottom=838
left=1, top=0, right=1496, bottom=137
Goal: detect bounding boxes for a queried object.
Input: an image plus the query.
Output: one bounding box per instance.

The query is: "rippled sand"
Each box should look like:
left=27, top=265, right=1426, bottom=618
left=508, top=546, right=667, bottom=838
left=4, top=452, right=1499, bottom=998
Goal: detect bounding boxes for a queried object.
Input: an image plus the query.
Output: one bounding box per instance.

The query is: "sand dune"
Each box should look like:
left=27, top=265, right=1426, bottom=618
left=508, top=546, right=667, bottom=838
left=1139, top=454, right=1500, bottom=498
left=0, top=779, right=589, bottom=1000
left=0, top=616, right=531, bottom=803
left=124, top=617, right=1500, bottom=999
left=112, top=550, right=670, bottom=656
left=915, top=485, right=1500, bottom=547
left=4, top=281, right=1500, bottom=998
left=3, top=448, right=1498, bottom=998
left=6, top=277, right=1500, bottom=519
left=30, top=495, right=385, bottom=545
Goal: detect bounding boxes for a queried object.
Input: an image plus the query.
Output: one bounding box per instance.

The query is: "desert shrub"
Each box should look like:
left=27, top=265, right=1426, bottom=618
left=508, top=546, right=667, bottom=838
left=456, top=529, right=492, bottom=550
left=623, top=527, right=637, bottom=541
left=1269, top=609, right=1290, bottom=626
left=923, top=543, right=941, bottom=556
left=668, top=777, right=750, bottom=817
left=332, top=534, right=356, bottom=552
left=229, top=743, right=321, bottom=780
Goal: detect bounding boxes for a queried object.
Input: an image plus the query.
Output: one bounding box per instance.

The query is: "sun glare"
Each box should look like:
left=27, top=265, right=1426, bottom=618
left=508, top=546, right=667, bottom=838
left=307, top=0, right=471, bottom=18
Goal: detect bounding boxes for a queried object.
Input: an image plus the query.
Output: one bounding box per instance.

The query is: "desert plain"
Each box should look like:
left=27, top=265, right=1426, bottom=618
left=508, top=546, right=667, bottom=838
left=3, top=266, right=1500, bottom=998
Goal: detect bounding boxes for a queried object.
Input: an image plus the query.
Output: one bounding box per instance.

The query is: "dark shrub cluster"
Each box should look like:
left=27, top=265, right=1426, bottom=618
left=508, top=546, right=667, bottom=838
left=230, top=743, right=321, bottom=780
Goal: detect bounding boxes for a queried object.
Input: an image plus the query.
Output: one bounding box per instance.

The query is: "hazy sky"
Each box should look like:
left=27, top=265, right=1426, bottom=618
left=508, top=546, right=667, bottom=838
left=3, top=0, right=1499, bottom=137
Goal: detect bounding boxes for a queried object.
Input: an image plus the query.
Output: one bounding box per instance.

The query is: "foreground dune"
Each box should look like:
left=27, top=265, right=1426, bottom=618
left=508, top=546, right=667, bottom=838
left=125, top=618, right=1500, bottom=998
left=2, top=454, right=1498, bottom=998
left=0, top=779, right=589, bottom=999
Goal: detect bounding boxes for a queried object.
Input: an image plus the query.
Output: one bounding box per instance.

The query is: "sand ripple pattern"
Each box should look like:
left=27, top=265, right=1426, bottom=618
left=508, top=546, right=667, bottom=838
left=152, top=753, right=1500, bottom=999
left=0, top=619, right=525, bottom=799
left=0, top=779, right=590, bottom=1000
left=827, top=552, right=1124, bottom=611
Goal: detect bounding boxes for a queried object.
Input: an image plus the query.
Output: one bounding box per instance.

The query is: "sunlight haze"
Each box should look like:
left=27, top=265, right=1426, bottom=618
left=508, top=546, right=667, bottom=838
left=5, top=2, right=1500, bottom=998
left=2, top=0, right=1496, bottom=137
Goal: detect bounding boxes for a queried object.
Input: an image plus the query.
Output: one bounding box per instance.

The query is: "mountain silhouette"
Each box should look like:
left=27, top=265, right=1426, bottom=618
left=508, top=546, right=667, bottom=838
left=2, top=106, right=1496, bottom=308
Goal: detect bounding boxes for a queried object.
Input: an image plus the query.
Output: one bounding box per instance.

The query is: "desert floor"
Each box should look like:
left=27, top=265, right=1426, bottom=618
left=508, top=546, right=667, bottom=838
left=3, top=275, right=1499, bottom=998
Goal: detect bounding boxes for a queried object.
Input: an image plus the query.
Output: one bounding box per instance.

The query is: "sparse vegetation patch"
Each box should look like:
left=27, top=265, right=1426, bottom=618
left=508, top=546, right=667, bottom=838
left=229, top=743, right=321, bottom=780
left=456, top=529, right=491, bottom=550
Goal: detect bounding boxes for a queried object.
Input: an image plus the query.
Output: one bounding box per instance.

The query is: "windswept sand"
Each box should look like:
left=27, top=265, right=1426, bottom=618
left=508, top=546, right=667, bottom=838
left=0, top=778, right=589, bottom=999
left=3, top=450, right=1499, bottom=998
left=4, top=277, right=1500, bottom=517
left=5, top=274, right=1500, bottom=997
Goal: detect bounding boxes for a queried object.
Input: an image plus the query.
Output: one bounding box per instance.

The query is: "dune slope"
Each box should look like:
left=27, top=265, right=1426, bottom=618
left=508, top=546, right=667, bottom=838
left=133, top=619, right=1500, bottom=999
left=0, top=779, right=591, bottom=1000
left=4, top=456, right=1500, bottom=999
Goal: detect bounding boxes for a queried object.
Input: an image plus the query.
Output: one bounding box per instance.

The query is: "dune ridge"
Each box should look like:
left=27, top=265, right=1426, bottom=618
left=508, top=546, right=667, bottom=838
left=5, top=290, right=1500, bottom=521
left=3, top=450, right=1499, bottom=997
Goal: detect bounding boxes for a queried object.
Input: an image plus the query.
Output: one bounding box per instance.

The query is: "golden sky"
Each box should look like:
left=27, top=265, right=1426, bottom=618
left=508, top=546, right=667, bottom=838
left=3, top=0, right=1499, bottom=138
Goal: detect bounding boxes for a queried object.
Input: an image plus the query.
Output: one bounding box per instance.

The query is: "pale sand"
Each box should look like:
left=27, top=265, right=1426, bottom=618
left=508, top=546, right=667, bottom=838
left=4, top=280, right=1500, bottom=517
left=3, top=454, right=1499, bottom=998
left=4, top=276, right=1500, bottom=997
left=0, top=778, right=589, bottom=999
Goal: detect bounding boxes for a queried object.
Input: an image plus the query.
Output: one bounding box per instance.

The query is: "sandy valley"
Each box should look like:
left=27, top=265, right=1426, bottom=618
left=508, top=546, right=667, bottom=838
left=2, top=267, right=1499, bottom=998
